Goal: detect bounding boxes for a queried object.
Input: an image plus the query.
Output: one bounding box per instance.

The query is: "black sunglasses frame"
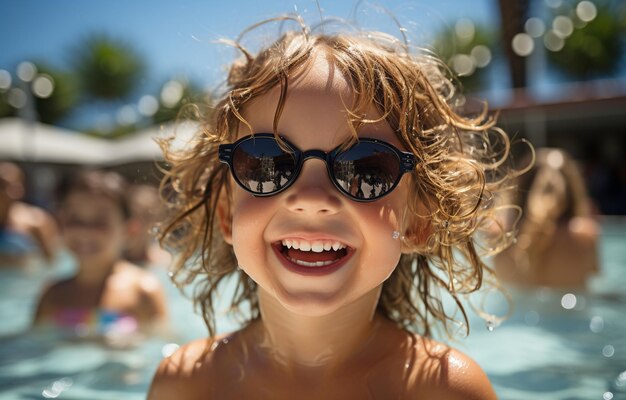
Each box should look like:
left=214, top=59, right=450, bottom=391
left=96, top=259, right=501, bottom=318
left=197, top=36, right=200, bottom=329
left=218, top=133, right=417, bottom=202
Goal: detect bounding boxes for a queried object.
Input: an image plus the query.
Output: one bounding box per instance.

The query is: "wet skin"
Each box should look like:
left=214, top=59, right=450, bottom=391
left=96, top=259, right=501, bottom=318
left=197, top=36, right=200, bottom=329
left=149, top=51, right=496, bottom=400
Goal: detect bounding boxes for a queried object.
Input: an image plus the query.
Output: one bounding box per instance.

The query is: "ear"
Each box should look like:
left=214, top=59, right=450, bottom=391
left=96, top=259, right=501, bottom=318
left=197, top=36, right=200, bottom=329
left=216, top=189, right=233, bottom=245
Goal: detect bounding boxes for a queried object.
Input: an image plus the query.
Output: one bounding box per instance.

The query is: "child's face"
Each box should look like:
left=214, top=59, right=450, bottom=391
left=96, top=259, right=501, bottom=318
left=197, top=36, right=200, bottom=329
left=59, top=191, right=127, bottom=265
left=223, top=53, right=411, bottom=316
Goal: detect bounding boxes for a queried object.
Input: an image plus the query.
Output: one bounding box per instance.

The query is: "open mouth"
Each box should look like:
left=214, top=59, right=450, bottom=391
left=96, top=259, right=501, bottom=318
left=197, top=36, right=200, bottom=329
left=272, top=238, right=352, bottom=274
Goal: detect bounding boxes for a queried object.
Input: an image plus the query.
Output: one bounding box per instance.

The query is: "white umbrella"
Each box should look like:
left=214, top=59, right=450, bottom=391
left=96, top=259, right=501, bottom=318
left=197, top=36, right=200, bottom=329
left=0, top=118, right=198, bottom=165
left=0, top=118, right=109, bottom=164
left=110, top=120, right=197, bottom=165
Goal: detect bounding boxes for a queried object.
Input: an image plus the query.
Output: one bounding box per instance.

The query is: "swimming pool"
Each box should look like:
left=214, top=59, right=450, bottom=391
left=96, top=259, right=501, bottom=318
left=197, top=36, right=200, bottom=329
left=0, top=218, right=624, bottom=399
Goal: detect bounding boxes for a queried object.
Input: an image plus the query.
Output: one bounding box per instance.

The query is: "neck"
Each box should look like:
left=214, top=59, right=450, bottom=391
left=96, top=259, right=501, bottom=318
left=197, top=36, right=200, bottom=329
left=75, top=258, right=118, bottom=285
left=252, top=287, right=383, bottom=372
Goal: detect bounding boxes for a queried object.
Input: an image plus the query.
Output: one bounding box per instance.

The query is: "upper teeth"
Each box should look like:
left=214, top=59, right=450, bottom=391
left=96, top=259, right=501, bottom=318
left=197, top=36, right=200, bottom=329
left=281, top=239, right=346, bottom=252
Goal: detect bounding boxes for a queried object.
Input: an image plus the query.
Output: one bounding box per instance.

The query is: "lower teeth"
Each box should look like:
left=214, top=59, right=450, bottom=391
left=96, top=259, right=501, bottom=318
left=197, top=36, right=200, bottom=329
left=287, top=257, right=335, bottom=267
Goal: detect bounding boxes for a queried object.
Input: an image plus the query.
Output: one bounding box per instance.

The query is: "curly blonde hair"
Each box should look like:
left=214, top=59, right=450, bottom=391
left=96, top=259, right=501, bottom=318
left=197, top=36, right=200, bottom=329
left=158, top=16, right=518, bottom=337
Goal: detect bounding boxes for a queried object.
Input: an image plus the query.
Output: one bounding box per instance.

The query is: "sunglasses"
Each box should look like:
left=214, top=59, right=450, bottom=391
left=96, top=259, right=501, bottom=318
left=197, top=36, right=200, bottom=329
left=218, top=134, right=416, bottom=202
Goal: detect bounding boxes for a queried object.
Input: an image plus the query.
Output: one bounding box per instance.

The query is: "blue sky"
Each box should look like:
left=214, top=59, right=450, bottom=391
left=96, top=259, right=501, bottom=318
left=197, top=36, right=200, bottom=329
left=0, top=0, right=497, bottom=92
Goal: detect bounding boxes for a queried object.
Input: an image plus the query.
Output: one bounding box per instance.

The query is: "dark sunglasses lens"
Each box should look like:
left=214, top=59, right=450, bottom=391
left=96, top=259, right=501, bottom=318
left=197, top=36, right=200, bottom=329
left=332, top=143, right=401, bottom=200
left=232, top=138, right=297, bottom=194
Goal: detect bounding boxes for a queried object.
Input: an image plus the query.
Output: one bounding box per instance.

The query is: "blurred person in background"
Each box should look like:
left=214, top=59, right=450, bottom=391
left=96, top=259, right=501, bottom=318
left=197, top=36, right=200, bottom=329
left=0, top=161, right=59, bottom=267
left=33, top=169, right=168, bottom=342
left=495, top=148, right=600, bottom=289
left=125, top=183, right=170, bottom=267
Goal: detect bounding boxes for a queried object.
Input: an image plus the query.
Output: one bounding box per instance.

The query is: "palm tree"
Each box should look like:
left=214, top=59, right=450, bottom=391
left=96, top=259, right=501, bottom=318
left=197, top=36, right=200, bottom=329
left=0, top=62, right=78, bottom=125
left=152, top=77, right=208, bottom=124
left=496, top=0, right=531, bottom=89
left=546, top=1, right=625, bottom=80
left=72, top=34, right=145, bottom=100
left=32, top=63, right=79, bottom=125
left=432, top=21, right=498, bottom=92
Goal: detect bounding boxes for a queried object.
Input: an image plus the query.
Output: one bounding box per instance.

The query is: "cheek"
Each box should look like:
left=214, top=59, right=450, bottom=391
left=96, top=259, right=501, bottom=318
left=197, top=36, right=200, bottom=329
left=354, top=197, right=405, bottom=280
left=230, top=193, right=274, bottom=262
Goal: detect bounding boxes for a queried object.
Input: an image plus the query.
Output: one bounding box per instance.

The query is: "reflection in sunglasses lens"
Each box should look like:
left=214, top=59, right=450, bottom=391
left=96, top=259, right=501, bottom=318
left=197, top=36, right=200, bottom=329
left=233, top=139, right=296, bottom=194
left=334, top=144, right=399, bottom=200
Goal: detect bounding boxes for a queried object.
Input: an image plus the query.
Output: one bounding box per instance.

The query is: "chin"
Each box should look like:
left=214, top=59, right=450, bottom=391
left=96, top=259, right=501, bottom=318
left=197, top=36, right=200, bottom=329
left=271, top=287, right=365, bottom=317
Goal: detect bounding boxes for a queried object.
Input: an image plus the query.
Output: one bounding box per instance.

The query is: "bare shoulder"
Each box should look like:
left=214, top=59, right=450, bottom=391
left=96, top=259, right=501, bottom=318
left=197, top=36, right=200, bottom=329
left=148, top=337, right=217, bottom=400
left=568, top=216, right=600, bottom=244
left=407, top=336, right=497, bottom=400
left=116, top=261, right=162, bottom=290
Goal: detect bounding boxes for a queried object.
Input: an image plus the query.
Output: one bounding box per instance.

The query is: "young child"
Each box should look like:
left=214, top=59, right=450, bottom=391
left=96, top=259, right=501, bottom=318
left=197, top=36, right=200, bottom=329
left=34, top=169, right=168, bottom=339
left=494, top=148, right=600, bottom=289
left=149, top=17, right=515, bottom=399
left=125, top=183, right=170, bottom=266
left=0, top=161, right=59, bottom=267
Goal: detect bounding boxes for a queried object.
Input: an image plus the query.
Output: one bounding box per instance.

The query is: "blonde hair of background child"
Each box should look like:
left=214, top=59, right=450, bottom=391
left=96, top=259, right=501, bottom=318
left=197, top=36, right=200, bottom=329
left=507, top=148, right=593, bottom=271
left=157, top=15, right=522, bottom=338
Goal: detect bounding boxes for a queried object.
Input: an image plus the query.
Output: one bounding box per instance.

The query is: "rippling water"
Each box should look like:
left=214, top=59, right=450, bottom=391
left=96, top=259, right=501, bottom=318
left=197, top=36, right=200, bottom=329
left=457, top=218, right=626, bottom=400
left=0, top=219, right=624, bottom=399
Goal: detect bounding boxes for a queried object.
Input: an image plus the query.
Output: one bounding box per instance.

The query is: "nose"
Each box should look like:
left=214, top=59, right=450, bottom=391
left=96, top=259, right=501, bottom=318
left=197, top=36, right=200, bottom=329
left=284, top=158, right=342, bottom=215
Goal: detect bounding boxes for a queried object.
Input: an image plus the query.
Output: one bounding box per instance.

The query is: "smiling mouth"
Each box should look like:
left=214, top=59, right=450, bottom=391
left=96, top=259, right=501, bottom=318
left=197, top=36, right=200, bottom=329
left=274, top=239, right=350, bottom=268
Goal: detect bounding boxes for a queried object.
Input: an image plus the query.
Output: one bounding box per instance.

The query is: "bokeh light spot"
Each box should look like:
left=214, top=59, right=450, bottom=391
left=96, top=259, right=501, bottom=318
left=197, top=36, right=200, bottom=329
left=455, top=18, right=475, bottom=44
left=603, top=345, right=615, bottom=358
left=576, top=1, right=597, bottom=22
left=116, top=105, right=138, bottom=126
left=0, top=69, right=11, bottom=90
left=589, top=316, right=604, bottom=333
left=7, top=88, right=26, bottom=108
left=525, top=17, right=546, bottom=38
left=471, top=45, right=492, bottom=68
left=561, top=293, right=577, bottom=309
left=553, top=15, right=574, bottom=38
left=452, top=54, right=475, bottom=76
left=512, top=33, right=534, bottom=57
left=16, top=61, right=37, bottom=82
left=161, top=80, right=184, bottom=108
left=32, top=74, right=55, bottom=98
left=138, top=95, right=159, bottom=116
left=546, top=149, right=564, bottom=169
left=544, top=30, right=565, bottom=52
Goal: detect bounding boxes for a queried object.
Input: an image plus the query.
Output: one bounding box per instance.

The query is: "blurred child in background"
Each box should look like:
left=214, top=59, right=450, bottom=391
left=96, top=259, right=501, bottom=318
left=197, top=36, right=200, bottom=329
left=0, top=161, right=59, bottom=267
left=33, top=169, right=168, bottom=340
left=495, top=148, right=600, bottom=289
left=125, top=183, right=171, bottom=267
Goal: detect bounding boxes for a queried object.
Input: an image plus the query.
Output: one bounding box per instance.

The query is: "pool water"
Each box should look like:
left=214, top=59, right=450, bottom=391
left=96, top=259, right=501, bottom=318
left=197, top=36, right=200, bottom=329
left=459, top=218, right=626, bottom=400
left=0, top=219, right=624, bottom=399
